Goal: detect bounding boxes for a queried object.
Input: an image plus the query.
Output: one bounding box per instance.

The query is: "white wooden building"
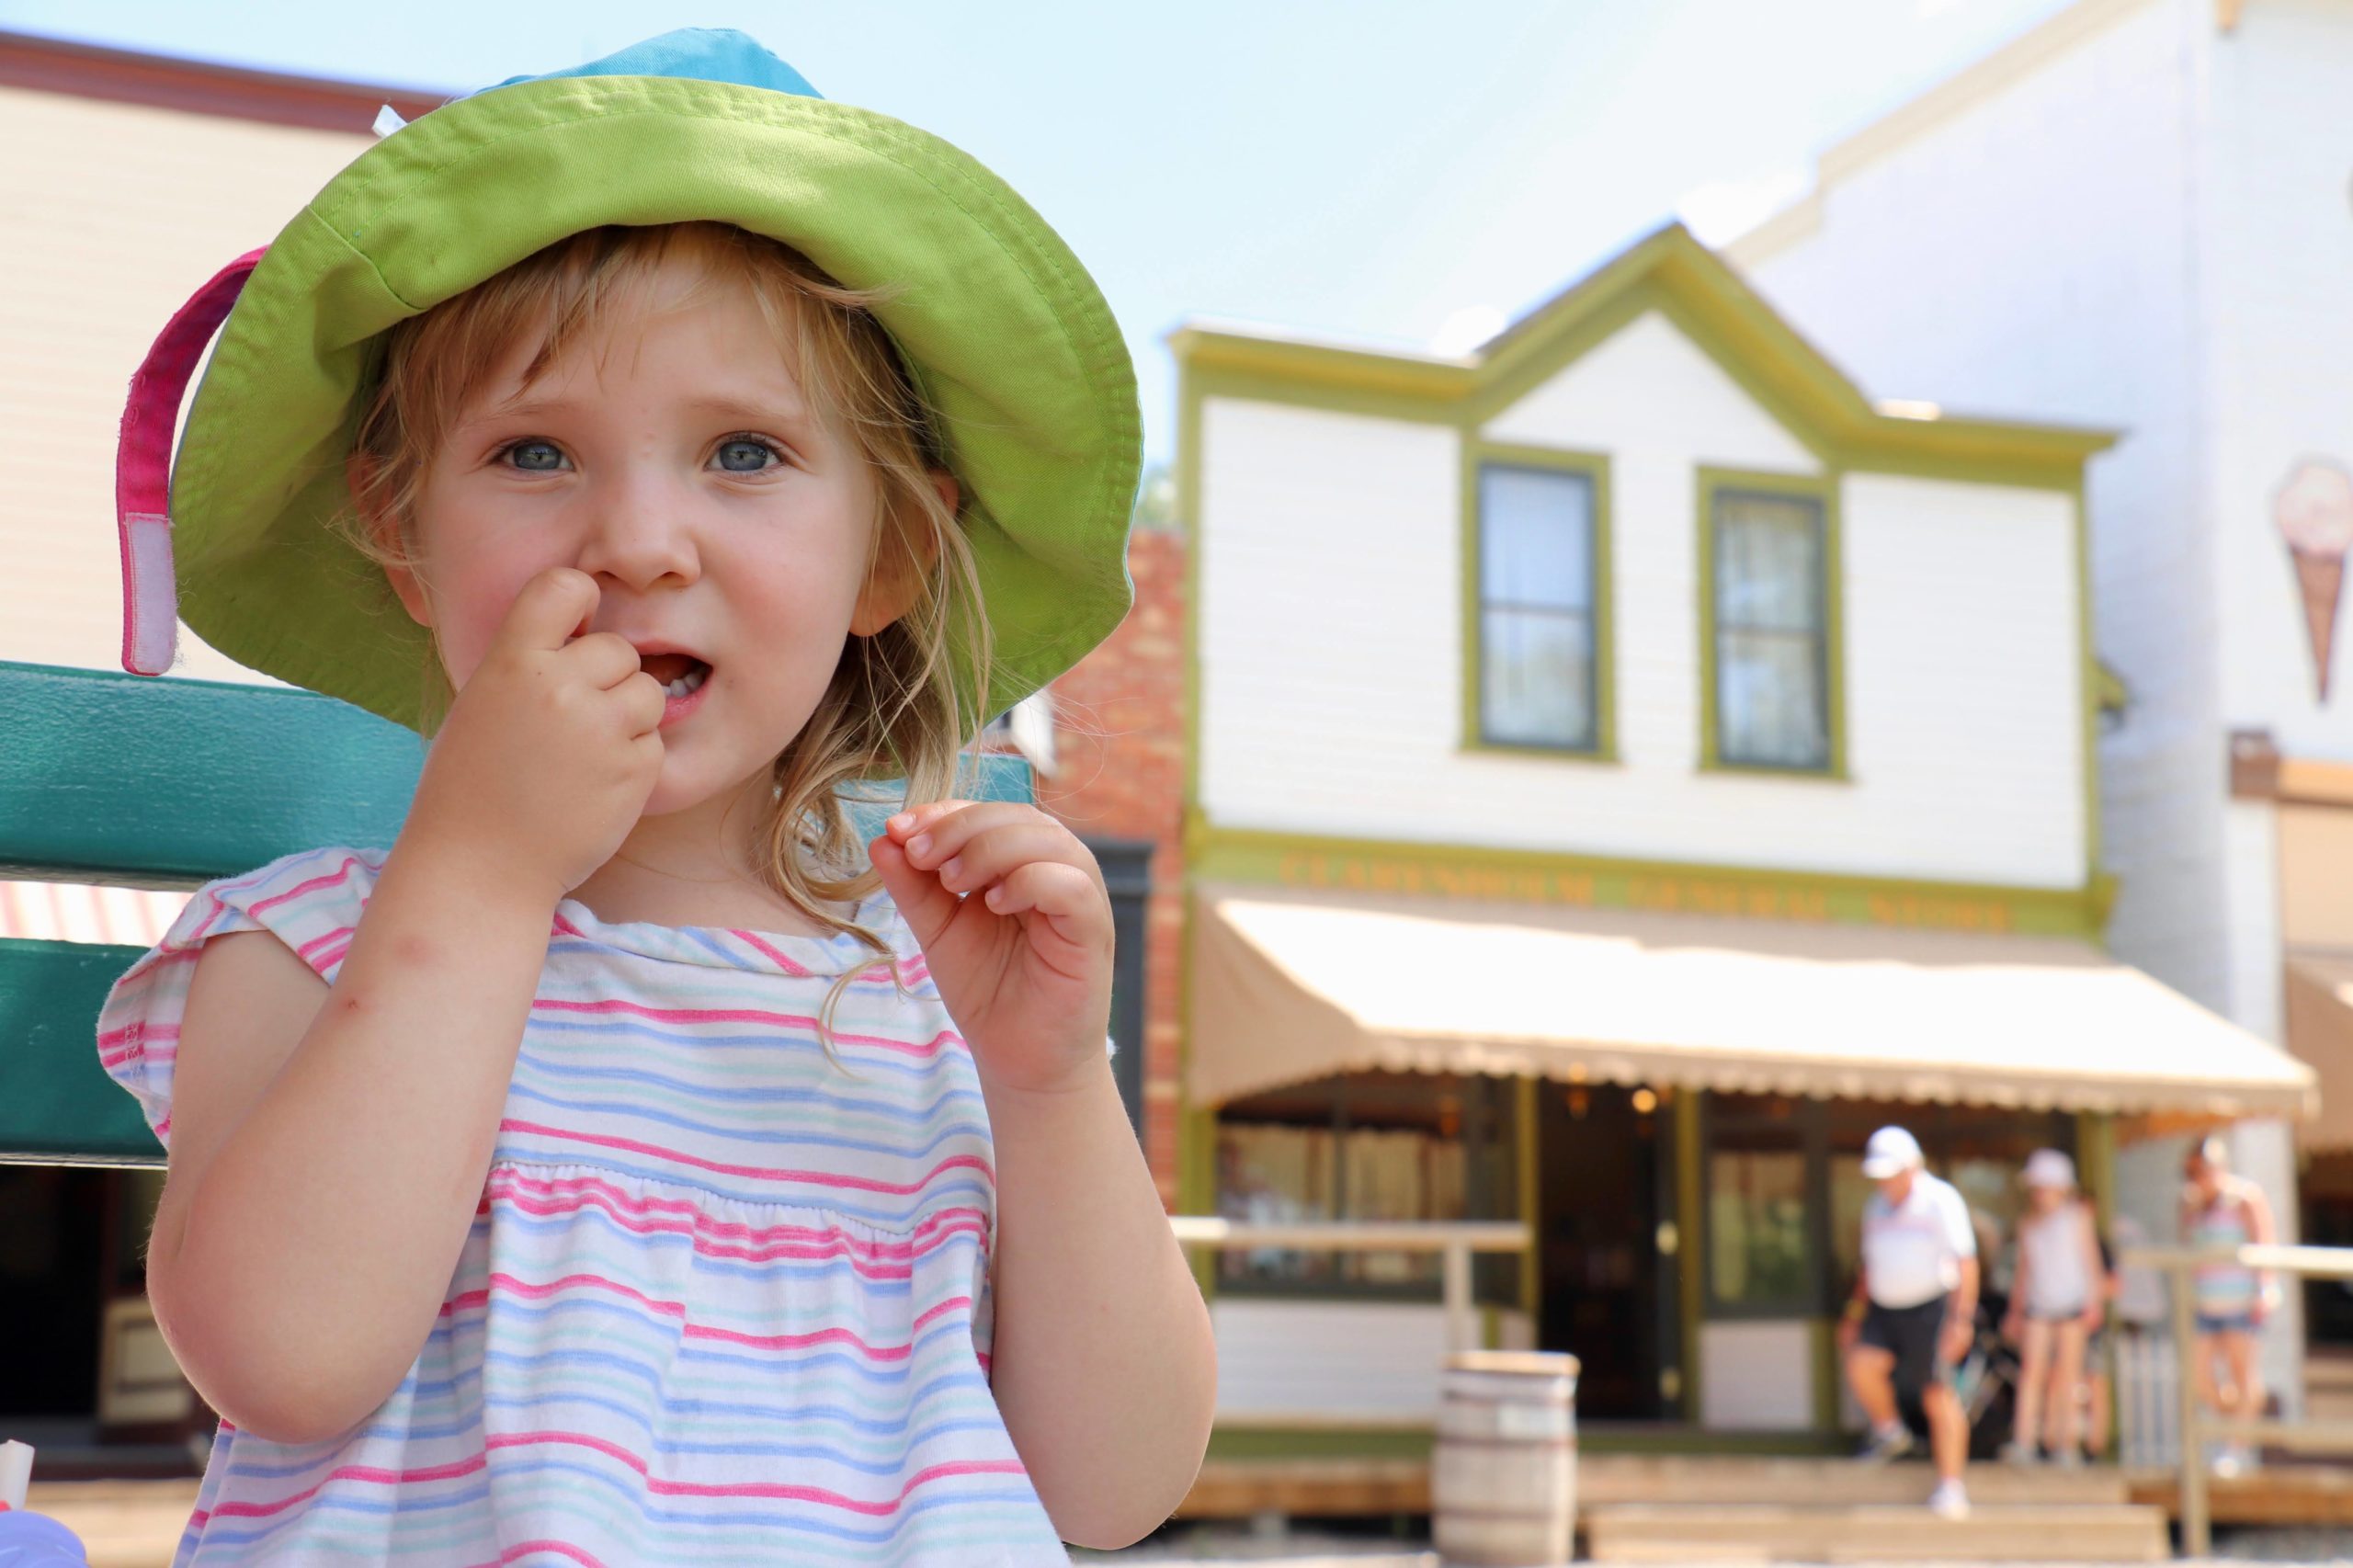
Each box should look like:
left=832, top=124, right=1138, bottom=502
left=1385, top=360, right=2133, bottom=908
left=1725, top=0, right=2353, bottom=1406
left=1172, top=220, right=2314, bottom=1439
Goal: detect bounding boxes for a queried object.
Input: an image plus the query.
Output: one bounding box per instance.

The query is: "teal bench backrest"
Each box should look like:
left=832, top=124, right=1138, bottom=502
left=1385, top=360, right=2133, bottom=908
left=0, top=661, right=1030, bottom=1165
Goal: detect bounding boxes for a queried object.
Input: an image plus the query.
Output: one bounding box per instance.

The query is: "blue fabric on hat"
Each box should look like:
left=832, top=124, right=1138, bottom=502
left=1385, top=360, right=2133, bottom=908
left=483, top=28, right=821, bottom=99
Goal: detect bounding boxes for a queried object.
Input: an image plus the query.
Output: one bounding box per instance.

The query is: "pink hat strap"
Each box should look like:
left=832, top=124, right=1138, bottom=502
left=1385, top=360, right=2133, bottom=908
left=116, top=248, right=266, bottom=676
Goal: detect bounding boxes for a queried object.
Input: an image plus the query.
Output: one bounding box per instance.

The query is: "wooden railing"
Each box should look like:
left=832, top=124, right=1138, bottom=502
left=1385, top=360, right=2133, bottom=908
left=1166, top=1217, right=1531, bottom=1355
left=2123, top=1243, right=2353, bottom=1556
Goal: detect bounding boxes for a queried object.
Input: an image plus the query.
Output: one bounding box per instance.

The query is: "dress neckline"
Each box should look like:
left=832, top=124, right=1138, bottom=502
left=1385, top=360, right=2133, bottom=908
left=550, top=889, right=906, bottom=978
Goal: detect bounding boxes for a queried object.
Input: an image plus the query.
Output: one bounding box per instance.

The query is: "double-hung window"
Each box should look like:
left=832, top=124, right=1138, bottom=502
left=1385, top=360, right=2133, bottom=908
left=1707, top=481, right=1836, bottom=773
left=1474, top=460, right=1604, bottom=753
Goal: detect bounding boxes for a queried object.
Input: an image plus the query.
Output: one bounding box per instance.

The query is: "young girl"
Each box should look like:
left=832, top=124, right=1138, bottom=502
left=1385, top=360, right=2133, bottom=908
left=2182, top=1136, right=2279, bottom=1477
left=94, top=30, right=1213, bottom=1564
left=1999, top=1149, right=2103, bottom=1465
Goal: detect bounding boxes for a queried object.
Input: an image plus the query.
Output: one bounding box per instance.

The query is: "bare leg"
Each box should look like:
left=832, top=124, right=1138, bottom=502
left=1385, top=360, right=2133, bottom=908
left=1848, top=1345, right=1898, bottom=1430
left=1923, top=1381, right=1968, bottom=1484
left=2013, top=1319, right=2052, bottom=1454
left=2047, top=1320, right=2089, bottom=1457
left=2221, top=1331, right=2262, bottom=1458
left=2193, top=1333, right=2237, bottom=1421
left=2085, top=1369, right=2111, bottom=1458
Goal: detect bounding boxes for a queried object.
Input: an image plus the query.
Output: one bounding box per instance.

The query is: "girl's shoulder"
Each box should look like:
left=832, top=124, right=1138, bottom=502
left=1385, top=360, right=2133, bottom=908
left=94, top=845, right=388, bottom=1147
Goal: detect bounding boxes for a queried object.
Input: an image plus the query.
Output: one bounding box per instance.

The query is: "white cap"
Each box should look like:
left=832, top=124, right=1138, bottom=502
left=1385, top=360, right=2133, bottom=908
left=1861, top=1126, right=1924, bottom=1179
left=2024, top=1148, right=2077, bottom=1189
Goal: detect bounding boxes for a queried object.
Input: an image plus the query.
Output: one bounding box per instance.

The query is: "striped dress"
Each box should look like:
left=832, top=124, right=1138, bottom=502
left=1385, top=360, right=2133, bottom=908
left=97, top=845, right=1068, bottom=1566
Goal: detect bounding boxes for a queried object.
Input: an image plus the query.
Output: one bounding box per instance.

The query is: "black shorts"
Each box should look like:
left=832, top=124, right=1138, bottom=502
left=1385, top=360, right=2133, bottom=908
left=1860, top=1295, right=1956, bottom=1398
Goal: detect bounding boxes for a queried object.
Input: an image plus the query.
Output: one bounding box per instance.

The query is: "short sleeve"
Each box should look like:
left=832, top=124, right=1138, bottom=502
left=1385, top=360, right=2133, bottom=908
left=93, top=846, right=386, bottom=1148
left=1940, top=1184, right=1979, bottom=1259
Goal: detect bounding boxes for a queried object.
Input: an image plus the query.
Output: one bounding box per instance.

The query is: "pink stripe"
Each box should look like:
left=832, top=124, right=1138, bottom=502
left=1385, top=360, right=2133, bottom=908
left=490, top=1170, right=985, bottom=1253
left=217, top=1439, right=1022, bottom=1520
left=185, top=889, right=237, bottom=942
left=483, top=1172, right=985, bottom=1272
left=551, top=913, right=589, bottom=938
left=247, top=856, right=367, bottom=918
left=726, top=929, right=813, bottom=976
left=499, top=1543, right=608, bottom=1568
left=530, top=995, right=960, bottom=1059
left=98, top=1021, right=176, bottom=1050
left=438, top=1269, right=969, bottom=1358
left=497, top=1119, right=995, bottom=1192
left=296, top=925, right=351, bottom=960
left=478, top=1431, right=1025, bottom=1513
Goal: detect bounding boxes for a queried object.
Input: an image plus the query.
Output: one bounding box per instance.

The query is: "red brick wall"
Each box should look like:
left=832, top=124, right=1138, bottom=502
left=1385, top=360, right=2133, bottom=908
left=1037, top=524, right=1187, bottom=1204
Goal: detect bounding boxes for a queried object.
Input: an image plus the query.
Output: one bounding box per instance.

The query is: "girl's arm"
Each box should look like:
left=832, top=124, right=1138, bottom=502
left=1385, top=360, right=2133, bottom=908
left=149, top=568, right=664, bottom=1445
left=2006, top=1231, right=2030, bottom=1338
left=2243, top=1180, right=2281, bottom=1319
left=873, top=803, right=1215, bottom=1549
left=983, top=1060, right=1218, bottom=1547
left=149, top=839, right=555, bottom=1444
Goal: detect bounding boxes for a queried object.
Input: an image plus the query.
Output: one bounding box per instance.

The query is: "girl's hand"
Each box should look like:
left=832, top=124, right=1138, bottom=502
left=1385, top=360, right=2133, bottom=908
left=870, top=801, right=1113, bottom=1096
left=404, top=567, right=667, bottom=906
left=2082, top=1301, right=2106, bottom=1334
left=2001, top=1310, right=2023, bottom=1346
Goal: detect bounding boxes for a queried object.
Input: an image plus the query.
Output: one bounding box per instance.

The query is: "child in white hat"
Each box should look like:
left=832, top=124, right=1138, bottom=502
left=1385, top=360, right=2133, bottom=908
left=2001, top=1148, right=2105, bottom=1464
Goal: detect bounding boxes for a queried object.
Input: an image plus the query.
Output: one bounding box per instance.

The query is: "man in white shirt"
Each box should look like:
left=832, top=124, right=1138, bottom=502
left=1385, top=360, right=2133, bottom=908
left=1837, top=1126, right=1980, bottom=1519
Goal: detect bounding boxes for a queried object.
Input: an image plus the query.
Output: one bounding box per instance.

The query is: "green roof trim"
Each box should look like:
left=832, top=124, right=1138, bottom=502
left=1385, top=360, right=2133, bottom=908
left=1168, top=223, right=2119, bottom=493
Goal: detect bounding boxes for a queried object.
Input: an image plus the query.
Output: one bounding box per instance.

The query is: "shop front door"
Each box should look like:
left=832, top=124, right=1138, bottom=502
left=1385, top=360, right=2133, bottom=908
left=1536, top=1083, right=1665, bottom=1420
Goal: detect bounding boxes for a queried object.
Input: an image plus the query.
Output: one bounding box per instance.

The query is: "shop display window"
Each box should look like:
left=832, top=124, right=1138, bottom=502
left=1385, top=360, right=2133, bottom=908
left=1213, top=1071, right=1519, bottom=1299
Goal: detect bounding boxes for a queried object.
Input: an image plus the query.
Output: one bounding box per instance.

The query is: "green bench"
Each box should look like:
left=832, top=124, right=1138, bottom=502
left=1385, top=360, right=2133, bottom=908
left=0, top=660, right=1030, bottom=1166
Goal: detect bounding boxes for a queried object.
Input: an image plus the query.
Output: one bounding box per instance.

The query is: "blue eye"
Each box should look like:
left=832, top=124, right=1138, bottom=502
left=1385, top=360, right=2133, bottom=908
left=503, top=439, right=566, bottom=472
left=715, top=437, right=780, bottom=473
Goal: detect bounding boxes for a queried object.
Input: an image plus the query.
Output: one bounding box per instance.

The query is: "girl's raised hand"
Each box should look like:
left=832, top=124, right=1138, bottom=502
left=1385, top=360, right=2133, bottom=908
left=404, top=567, right=668, bottom=907
left=870, top=801, right=1113, bottom=1096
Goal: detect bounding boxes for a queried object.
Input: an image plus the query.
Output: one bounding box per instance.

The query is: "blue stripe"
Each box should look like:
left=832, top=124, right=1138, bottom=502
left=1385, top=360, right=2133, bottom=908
left=501, top=1081, right=990, bottom=1161
left=482, top=1148, right=994, bottom=1223
left=517, top=1051, right=985, bottom=1119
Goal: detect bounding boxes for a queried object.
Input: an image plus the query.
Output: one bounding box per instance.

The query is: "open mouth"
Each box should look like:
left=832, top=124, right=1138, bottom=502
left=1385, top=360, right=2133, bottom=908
left=640, top=653, right=712, bottom=699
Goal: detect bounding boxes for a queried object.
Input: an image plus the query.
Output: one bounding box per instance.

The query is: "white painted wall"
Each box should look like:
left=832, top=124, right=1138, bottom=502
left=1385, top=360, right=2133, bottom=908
left=1207, top=1299, right=1532, bottom=1423
left=1699, top=1320, right=1815, bottom=1430
left=2201, top=0, right=2353, bottom=762
left=1197, top=312, right=2088, bottom=890
left=1735, top=0, right=2231, bottom=1011
left=0, top=85, right=364, bottom=686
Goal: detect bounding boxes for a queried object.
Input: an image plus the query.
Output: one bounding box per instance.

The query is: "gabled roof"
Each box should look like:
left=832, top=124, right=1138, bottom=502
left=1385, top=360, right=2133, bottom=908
left=1170, top=222, right=2116, bottom=490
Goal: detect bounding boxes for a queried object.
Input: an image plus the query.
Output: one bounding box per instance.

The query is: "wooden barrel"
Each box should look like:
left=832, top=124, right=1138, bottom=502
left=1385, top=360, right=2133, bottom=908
left=1432, top=1349, right=1578, bottom=1567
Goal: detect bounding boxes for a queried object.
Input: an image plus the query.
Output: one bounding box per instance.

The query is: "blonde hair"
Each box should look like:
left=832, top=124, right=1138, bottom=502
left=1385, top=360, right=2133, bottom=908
left=337, top=222, right=991, bottom=992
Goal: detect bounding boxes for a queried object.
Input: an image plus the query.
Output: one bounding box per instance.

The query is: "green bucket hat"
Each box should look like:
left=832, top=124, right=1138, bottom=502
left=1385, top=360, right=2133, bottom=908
left=115, top=28, right=1140, bottom=731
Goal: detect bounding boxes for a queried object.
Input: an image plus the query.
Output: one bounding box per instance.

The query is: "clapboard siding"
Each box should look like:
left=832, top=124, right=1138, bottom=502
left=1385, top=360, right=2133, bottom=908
left=1197, top=310, right=2086, bottom=888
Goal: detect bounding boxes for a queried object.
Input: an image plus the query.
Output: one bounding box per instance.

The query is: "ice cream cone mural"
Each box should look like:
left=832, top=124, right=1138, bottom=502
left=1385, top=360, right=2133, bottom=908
left=2275, top=460, right=2353, bottom=703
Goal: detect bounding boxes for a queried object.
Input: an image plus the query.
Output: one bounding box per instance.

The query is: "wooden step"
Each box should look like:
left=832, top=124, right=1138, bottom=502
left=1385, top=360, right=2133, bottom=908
left=1580, top=1453, right=2130, bottom=1507
left=1584, top=1503, right=2169, bottom=1563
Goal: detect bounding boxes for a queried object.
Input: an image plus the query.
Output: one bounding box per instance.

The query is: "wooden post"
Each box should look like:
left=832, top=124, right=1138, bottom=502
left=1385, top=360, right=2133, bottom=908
left=2169, top=1257, right=2209, bottom=1557
left=1444, top=1239, right=1474, bottom=1355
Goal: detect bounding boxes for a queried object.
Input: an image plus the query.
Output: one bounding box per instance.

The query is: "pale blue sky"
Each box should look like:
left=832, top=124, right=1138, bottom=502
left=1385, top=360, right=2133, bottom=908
left=5, top=1, right=2076, bottom=463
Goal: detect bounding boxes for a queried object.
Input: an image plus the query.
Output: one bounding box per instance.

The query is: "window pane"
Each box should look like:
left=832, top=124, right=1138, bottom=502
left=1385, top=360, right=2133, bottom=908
left=1709, top=1143, right=1813, bottom=1307
left=1719, top=630, right=1828, bottom=768
left=1483, top=608, right=1593, bottom=748
left=1714, top=489, right=1828, bottom=769
left=1481, top=466, right=1592, bottom=612
left=1479, top=463, right=1596, bottom=749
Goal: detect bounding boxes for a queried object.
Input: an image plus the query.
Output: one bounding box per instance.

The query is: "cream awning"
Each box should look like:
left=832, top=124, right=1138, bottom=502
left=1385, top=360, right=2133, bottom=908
left=1191, top=884, right=2317, bottom=1119
left=2286, top=953, right=2353, bottom=1151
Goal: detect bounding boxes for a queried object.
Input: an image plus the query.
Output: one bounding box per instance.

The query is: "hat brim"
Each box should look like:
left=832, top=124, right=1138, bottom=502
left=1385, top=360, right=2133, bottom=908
left=1860, top=1156, right=1910, bottom=1179
left=170, top=74, right=1139, bottom=733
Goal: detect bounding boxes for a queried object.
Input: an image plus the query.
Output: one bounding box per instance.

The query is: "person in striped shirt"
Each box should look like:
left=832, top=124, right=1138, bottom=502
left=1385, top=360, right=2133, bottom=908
left=96, top=28, right=1212, bottom=1563
left=2181, top=1137, right=2279, bottom=1478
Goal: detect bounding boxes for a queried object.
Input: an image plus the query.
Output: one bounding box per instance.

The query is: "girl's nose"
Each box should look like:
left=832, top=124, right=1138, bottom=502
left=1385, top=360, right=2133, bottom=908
left=574, top=469, right=700, bottom=591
